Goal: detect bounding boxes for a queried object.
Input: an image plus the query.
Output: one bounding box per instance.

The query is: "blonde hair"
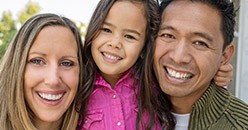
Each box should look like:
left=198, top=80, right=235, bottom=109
left=0, top=13, right=84, bottom=130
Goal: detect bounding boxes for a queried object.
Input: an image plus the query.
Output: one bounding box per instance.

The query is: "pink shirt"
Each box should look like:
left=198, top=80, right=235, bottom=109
left=78, top=71, right=161, bottom=130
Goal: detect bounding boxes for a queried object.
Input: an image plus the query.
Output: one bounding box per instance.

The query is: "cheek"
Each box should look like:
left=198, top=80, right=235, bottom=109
left=91, top=41, right=97, bottom=52
left=24, top=66, right=41, bottom=104
left=24, top=66, right=42, bottom=89
left=154, top=45, right=167, bottom=68
left=91, top=34, right=105, bottom=50
left=128, top=42, right=144, bottom=56
left=153, top=49, right=162, bottom=64
left=126, top=46, right=142, bottom=64
left=62, top=69, right=80, bottom=91
left=91, top=41, right=100, bottom=59
left=196, top=53, right=222, bottom=78
left=154, top=40, right=169, bottom=60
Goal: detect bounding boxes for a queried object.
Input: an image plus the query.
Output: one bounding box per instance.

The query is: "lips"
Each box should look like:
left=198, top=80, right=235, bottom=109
left=165, top=67, right=193, bottom=80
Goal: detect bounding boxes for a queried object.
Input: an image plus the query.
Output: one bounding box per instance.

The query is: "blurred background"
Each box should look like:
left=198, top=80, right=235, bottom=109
left=0, top=0, right=247, bottom=103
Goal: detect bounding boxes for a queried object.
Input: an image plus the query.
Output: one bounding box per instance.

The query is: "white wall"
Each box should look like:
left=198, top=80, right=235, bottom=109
left=236, top=0, right=248, bottom=103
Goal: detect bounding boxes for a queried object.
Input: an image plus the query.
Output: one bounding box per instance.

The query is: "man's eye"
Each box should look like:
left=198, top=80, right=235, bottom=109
left=160, top=33, right=175, bottom=39
left=61, top=61, right=74, bottom=67
left=194, top=41, right=209, bottom=48
left=29, top=58, right=44, bottom=65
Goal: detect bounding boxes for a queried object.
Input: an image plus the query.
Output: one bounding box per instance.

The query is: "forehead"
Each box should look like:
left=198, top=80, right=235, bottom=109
left=161, top=1, right=223, bottom=41
left=30, top=26, right=78, bottom=53
left=110, top=0, right=145, bottom=17
left=105, top=0, right=147, bottom=29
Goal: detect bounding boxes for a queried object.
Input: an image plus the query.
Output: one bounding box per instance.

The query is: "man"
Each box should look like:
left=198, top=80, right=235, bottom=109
left=153, top=0, right=248, bottom=129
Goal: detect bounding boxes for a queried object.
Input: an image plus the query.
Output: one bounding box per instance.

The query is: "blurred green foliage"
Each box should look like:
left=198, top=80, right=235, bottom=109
left=0, top=1, right=41, bottom=59
left=0, top=1, right=87, bottom=60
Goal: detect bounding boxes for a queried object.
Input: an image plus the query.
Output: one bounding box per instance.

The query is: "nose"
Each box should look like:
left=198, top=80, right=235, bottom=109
left=169, top=40, right=192, bottom=64
left=108, top=36, right=122, bottom=49
left=44, top=64, right=61, bottom=86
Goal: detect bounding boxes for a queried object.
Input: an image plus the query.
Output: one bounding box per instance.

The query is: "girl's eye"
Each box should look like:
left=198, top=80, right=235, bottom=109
left=60, top=61, right=74, bottom=67
left=29, top=58, right=45, bottom=65
left=101, top=27, right=112, bottom=33
left=124, top=34, right=136, bottom=40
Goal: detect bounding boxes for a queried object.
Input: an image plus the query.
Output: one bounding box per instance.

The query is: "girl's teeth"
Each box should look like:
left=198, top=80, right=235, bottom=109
left=103, top=53, right=121, bottom=60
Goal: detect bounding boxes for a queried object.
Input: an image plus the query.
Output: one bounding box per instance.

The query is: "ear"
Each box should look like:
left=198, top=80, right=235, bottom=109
left=221, top=43, right=235, bottom=65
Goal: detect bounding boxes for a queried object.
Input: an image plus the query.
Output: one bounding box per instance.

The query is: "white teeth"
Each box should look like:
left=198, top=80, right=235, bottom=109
left=38, top=93, right=63, bottom=101
left=103, top=53, right=121, bottom=61
left=167, top=68, right=192, bottom=79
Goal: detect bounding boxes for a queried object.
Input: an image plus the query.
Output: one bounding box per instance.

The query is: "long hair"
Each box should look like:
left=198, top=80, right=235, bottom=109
left=0, top=13, right=84, bottom=130
left=75, top=0, right=175, bottom=129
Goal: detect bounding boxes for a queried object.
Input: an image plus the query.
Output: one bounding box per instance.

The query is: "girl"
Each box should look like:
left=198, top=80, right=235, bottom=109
left=76, top=0, right=233, bottom=130
left=76, top=0, right=166, bottom=129
left=0, top=13, right=85, bottom=130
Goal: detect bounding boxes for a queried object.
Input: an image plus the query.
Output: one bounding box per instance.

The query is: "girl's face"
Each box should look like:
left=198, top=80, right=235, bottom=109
left=91, top=0, right=147, bottom=86
left=24, top=26, right=79, bottom=128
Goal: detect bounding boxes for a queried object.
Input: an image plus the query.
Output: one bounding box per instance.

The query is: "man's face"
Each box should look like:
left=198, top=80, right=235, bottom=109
left=153, top=1, right=232, bottom=103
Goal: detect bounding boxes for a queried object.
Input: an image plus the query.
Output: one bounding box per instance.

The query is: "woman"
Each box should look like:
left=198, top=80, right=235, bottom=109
left=0, top=13, right=85, bottom=130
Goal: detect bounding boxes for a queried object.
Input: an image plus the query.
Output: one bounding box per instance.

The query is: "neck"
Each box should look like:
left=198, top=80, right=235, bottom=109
left=34, top=118, right=62, bottom=130
left=171, top=97, right=195, bottom=114
left=100, top=72, right=125, bottom=88
left=170, top=86, right=209, bottom=114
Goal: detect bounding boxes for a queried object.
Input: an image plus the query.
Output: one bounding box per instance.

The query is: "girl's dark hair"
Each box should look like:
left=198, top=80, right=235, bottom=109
left=75, top=0, right=175, bottom=129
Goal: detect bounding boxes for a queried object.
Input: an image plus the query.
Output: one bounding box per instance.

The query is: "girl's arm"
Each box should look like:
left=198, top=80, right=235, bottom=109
left=214, top=63, right=233, bottom=87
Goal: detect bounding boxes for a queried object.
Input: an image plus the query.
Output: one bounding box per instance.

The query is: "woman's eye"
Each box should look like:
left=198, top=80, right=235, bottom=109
left=61, top=61, right=74, bottom=67
left=29, top=58, right=44, bottom=65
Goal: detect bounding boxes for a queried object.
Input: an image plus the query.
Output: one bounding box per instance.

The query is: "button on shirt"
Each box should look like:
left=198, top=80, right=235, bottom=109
left=78, top=71, right=161, bottom=130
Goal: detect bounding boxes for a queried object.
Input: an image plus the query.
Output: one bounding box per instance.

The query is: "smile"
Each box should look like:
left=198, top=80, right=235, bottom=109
left=38, top=93, right=63, bottom=101
left=166, top=67, right=193, bottom=80
left=102, top=52, right=122, bottom=61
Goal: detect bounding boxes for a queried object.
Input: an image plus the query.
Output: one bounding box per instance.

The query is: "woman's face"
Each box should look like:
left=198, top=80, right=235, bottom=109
left=24, top=26, right=79, bottom=128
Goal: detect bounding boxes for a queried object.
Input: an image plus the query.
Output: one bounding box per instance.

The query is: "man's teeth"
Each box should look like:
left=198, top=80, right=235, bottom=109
left=167, top=68, right=192, bottom=79
left=38, top=93, right=63, bottom=101
left=103, top=53, right=121, bottom=60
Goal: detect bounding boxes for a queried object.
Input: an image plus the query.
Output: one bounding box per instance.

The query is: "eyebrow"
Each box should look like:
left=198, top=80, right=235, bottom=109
left=29, top=52, right=78, bottom=59
left=29, top=52, right=46, bottom=56
left=159, top=24, right=175, bottom=31
left=123, top=28, right=141, bottom=36
left=193, top=32, right=213, bottom=43
left=103, top=21, right=141, bottom=36
left=62, top=55, right=79, bottom=59
left=160, top=24, right=213, bottom=42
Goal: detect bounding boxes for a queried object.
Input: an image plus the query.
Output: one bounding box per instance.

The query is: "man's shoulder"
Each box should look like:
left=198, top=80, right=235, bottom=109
left=226, top=93, right=248, bottom=114
left=204, top=85, right=248, bottom=129
left=222, top=88, right=248, bottom=129
left=189, top=84, right=248, bottom=129
left=214, top=85, right=248, bottom=115
left=215, top=85, right=248, bottom=109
